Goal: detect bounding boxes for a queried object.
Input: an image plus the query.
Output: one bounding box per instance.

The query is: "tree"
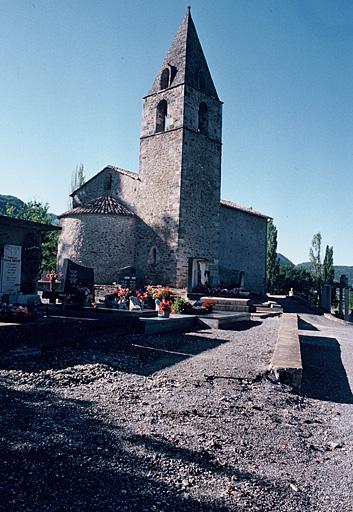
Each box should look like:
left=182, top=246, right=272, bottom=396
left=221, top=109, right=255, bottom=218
left=323, top=245, right=334, bottom=283
left=276, top=265, right=315, bottom=300
left=309, top=232, right=322, bottom=295
left=5, top=201, right=59, bottom=272
left=70, top=163, right=85, bottom=207
left=266, top=219, right=279, bottom=293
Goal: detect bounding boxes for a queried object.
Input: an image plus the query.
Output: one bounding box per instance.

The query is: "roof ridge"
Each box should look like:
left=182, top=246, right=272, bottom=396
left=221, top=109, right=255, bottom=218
left=106, top=165, right=140, bottom=179
left=220, top=199, right=271, bottom=219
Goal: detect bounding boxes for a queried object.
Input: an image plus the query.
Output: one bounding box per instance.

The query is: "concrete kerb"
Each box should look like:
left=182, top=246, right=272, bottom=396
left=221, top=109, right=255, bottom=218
left=269, top=313, right=302, bottom=391
left=323, top=312, right=353, bottom=325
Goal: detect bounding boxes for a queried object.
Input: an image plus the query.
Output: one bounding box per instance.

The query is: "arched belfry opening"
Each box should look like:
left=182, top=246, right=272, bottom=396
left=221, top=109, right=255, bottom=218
left=160, top=65, right=177, bottom=90
left=160, top=68, right=170, bottom=89
left=198, top=102, right=208, bottom=134
left=156, top=100, right=168, bottom=132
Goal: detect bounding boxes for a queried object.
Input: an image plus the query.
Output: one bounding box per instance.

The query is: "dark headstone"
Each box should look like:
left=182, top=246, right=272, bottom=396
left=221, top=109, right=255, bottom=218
left=62, top=259, right=94, bottom=293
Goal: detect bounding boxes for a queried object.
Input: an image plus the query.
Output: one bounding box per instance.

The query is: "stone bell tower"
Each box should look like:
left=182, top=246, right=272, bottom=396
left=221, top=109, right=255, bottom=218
left=137, top=8, right=223, bottom=289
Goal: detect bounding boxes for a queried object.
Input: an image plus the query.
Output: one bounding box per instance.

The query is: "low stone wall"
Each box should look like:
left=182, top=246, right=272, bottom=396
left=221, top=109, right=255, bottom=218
left=0, top=309, right=150, bottom=351
left=94, top=284, right=117, bottom=298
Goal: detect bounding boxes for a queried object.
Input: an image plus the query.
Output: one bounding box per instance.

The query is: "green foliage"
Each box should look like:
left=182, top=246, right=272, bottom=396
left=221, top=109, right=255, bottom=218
left=172, top=297, right=193, bottom=314
left=350, top=290, right=353, bottom=312
left=5, top=200, right=59, bottom=272
left=309, top=232, right=322, bottom=294
left=70, top=164, right=86, bottom=208
left=71, top=164, right=85, bottom=193
left=323, top=245, right=334, bottom=283
left=276, top=265, right=315, bottom=300
left=266, top=220, right=280, bottom=293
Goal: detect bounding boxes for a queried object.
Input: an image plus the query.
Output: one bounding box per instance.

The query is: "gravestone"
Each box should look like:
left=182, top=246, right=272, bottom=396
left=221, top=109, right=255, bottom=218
left=321, top=284, right=332, bottom=313
left=62, top=259, right=94, bottom=293
left=0, top=245, right=22, bottom=294
left=129, top=296, right=141, bottom=311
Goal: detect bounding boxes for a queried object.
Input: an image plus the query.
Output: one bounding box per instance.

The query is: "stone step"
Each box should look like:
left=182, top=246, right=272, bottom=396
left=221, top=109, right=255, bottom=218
left=213, top=304, right=251, bottom=312
left=201, top=296, right=251, bottom=306
left=198, top=313, right=250, bottom=329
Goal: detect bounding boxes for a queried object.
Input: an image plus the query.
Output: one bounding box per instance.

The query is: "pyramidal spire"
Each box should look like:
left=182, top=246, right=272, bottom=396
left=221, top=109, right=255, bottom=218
left=148, top=9, right=219, bottom=99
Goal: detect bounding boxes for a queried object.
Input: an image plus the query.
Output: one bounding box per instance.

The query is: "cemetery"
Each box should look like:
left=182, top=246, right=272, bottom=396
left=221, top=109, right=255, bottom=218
left=1, top=8, right=353, bottom=512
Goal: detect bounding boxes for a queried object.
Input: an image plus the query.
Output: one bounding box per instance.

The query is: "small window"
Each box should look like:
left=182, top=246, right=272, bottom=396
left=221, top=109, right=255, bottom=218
left=160, top=68, right=170, bottom=89
left=156, top=100, right=168, bottom=133
left=149, top=246, right=158, bottom=266
left=152, top=247, right=157, bottom=265
left=198, top=102, right=208, bottom=134
left=104, top=174, right=112, bottom=191
left=197, top=69, right=206, bottom=92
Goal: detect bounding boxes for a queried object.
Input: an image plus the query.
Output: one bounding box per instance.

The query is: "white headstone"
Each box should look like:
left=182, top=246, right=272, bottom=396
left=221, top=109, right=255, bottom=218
left=0, top=244, right=22, bottom=294
left=129, top=296, right=141, bottom=311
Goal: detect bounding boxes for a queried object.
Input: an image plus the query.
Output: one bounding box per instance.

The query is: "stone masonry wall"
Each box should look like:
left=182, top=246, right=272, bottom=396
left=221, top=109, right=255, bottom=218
left=72, top=168, right=140, bottom=213
left=57, top=214, right=136, bottom=284
left=219, top=206, right=267, bottom=294
left=136, top=88, right=185, bottom=285
left=176, top=86, right=222, bottom=288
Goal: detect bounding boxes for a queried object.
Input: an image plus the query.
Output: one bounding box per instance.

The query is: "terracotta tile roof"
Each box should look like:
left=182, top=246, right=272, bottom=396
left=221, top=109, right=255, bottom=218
left=59, top=196, right=135, bottom=218
left=220, top=199, right=271, bottom=219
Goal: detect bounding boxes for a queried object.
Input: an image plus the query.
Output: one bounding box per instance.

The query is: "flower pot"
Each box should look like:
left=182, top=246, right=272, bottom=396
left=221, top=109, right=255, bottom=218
left=158, top=312, right=170, bottom=318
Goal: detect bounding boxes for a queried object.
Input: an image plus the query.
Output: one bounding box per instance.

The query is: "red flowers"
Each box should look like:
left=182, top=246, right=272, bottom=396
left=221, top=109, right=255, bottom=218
left=116, top=287, right=132, bottom=298
left=159, top=300, right=172, bottom=313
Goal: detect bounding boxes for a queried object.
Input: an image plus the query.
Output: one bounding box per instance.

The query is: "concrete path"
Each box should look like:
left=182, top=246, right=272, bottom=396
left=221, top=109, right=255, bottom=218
left=296, top=309, right=353, bottom=510
left=298, top=312, right=353, bottom=403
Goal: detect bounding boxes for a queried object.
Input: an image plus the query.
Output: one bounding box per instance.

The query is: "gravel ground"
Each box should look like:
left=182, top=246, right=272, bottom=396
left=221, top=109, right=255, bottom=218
left=0, top=315, right=352, bottom=511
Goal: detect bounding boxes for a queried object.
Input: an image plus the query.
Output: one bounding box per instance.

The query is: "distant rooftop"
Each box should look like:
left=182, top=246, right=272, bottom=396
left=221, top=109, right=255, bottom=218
left=0, top=214, right=61, bottom=231
left=220, top=199, right=271, bottom=219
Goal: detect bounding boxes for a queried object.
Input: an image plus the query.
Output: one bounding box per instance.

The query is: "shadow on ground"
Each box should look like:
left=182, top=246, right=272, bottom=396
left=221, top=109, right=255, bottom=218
left=300, top=335, right=353, bottom=404
left=0, top=385, right=309, bottom=512
left=217, top=320, right=262, bottom=331
left=298, top=318, right=319, bottom=331
left=274, top=297, right=322, bottom=315
left=0, top=332, right=229, bottom=378
left=0, top=322, right=262, bottom=378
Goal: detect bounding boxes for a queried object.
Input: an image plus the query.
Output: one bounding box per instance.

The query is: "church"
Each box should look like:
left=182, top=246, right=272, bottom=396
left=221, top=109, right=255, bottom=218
left=57, top=9, right=270, bottom=294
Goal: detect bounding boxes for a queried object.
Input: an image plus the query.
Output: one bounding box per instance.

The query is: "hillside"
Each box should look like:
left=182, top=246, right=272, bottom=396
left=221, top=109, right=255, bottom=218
left=0, top=194, right=58, bottom=224
left=277, top=253, right=294, bottom=267
left=297, top=261, right=353, bottom=286
left=0, top=195, right=25, bottom=215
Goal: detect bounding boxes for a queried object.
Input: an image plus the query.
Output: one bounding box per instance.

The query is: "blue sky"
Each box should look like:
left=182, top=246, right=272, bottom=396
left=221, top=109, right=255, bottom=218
left=1, top=0, right=352, bottom=265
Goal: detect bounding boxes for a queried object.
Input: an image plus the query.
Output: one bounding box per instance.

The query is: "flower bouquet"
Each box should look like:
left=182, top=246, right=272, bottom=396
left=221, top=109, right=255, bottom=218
left=115, top=287, right=132, bottom=309
left=147, top=285, right=173, bottom=301
left=158, top=300, right=172, bottom=318
left=147, top=285, right=173, bottom=311
left=135, top=289, right=148, bottom=308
